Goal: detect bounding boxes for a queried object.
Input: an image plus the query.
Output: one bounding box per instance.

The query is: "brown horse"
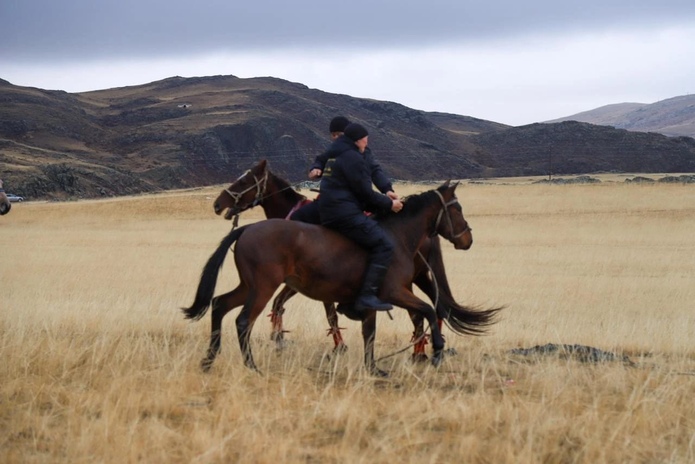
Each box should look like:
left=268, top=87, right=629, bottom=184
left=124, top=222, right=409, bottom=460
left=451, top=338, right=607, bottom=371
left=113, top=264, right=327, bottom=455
left=184, top=182, right=500, bottom=376
left=0, top=180, right=11, bottom=216
left=212, top=161, right=348, bottom=350
left=211, top=160, right=487, bottom=360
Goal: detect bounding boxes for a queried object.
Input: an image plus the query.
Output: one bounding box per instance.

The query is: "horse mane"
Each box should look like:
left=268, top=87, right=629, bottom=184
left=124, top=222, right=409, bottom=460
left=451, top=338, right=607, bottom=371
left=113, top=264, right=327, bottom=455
left=267, top=170, right=306, bottom=203
left=399, top=189, right=442, bottom=217
left=375, top=184, right=445, bottom=223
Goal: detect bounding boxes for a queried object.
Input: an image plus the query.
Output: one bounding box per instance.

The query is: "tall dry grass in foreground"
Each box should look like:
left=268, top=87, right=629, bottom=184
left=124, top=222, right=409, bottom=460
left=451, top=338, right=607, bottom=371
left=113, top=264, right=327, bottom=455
left=1, top=180, right=694, bottom=463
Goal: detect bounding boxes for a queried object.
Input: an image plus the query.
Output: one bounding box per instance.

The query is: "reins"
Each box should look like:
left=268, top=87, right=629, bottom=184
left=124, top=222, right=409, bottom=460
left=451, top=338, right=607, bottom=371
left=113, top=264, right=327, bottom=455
left=374, top=321, right=432, bottom=362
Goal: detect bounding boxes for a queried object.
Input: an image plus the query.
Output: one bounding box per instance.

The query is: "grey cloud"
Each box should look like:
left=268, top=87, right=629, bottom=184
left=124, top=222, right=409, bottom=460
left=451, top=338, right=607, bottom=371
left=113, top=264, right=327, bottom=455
left=3, top=0, right=695, bottom=61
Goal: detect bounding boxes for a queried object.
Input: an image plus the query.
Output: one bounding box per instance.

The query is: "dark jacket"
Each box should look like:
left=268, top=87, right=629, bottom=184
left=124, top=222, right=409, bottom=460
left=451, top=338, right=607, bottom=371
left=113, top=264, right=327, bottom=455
left=319, top=136, right=393, bottom=225
left=311, top=145, right=393, bottom=194
left=310, top=141, right=343, bottom=173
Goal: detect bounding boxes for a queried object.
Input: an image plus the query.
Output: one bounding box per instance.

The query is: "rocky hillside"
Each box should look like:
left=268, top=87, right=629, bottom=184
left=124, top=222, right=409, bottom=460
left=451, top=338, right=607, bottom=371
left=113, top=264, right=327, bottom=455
left=1, top=76, right=694, bottom=200
left=548, top=95, right=695, bottom=138
left=472, top=121, right=695, bottom=176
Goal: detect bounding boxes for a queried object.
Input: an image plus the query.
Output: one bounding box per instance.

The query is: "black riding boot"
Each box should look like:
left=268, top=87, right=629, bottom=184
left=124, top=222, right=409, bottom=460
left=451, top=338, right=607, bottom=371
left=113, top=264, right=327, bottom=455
left=354, top=264, right=392, bottom=312
left=336, top=264, right=392, bottom=320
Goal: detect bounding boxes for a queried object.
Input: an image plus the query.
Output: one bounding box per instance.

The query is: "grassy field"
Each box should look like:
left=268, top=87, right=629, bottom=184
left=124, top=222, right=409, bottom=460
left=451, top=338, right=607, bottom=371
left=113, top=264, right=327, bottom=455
left=1, top=177, right=694, bottom=463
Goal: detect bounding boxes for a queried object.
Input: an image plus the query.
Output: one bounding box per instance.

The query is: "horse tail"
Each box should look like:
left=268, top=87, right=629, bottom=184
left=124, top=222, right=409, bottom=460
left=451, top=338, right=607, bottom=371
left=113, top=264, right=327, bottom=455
left=181, top=225, right=248, bottom=321
left=440, top=298, right=503, bottom=336
left=427, top=236, right=503, bottom=335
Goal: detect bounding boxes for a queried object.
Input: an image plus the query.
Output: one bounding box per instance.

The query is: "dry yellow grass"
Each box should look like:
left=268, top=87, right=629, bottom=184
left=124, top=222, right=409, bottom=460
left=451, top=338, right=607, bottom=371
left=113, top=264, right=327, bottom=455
left=1, top=179, right=694, bottom=463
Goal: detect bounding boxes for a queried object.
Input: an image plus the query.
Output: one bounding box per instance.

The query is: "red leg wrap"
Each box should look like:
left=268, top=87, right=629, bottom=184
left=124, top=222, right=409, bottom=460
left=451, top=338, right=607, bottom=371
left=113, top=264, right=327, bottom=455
left=326, top=327, right=347, bottom=348
left=412, top=332, right=429, bottom=355
left=270, top=311, right=283, bottom=336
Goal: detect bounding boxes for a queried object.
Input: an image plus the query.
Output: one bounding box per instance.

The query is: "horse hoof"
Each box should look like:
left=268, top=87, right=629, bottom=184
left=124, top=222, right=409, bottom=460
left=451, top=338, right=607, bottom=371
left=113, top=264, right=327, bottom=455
left=274, top=339, right=291, bottom=351
left=411, top=353, right=429, bottom=363
left=431, top=351, right=444, bottom=368
left=200, top=358, right=214, bottom=372
left=370, top=368, right=389, bottom=378
left=333, top=344, right=348, bottom=355
left=242, top=357, right=262, bottom=373
left=444, top=347, right=458, bottom=357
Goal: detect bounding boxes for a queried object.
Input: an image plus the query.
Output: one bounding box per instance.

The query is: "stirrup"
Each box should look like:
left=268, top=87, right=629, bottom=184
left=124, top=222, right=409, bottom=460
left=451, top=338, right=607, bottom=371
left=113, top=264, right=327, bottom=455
left=355, top=296, right=392, bottom=312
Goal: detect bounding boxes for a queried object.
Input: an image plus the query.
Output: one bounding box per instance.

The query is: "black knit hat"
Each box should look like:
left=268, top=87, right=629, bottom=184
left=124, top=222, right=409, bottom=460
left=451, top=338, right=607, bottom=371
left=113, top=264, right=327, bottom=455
left=344, top=123, right=369, bottom=142
left=329, top=116, right=351, bottom=133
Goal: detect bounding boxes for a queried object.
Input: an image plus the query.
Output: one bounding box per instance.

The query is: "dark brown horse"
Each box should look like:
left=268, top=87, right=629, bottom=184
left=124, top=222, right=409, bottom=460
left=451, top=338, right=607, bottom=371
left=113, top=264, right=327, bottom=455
left=184, top=182, right=500, bottom=376
left=211, top=160, right=485, bottom=360
left=212, top=161, right=347, bottom=350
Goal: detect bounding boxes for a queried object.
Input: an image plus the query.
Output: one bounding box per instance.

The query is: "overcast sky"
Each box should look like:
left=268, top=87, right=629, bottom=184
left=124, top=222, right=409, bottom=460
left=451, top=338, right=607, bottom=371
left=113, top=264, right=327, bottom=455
left=2, top=0, right=695, bottom=126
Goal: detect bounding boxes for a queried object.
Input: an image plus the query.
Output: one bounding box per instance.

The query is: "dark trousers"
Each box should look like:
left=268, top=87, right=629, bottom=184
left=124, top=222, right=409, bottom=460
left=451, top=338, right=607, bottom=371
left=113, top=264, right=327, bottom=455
left=290, top=200, right=321, bottom=224
left=323, top=214, right=394, bottom=269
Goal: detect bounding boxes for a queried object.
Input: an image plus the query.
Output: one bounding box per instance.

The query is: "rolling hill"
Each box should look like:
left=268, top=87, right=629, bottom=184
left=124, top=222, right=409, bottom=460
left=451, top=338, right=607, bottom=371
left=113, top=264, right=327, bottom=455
left=1, top=76, right=694, bottom=199
left=547, top=94, right=695, bottom=138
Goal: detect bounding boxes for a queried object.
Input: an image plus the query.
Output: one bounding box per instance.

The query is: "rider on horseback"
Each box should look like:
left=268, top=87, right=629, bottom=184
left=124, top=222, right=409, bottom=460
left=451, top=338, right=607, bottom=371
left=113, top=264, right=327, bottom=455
left=319, top=123, right=403, bottom=316
left=308, top=116, right=351, bottom=180
left=290, top=116, right=398, bottom=225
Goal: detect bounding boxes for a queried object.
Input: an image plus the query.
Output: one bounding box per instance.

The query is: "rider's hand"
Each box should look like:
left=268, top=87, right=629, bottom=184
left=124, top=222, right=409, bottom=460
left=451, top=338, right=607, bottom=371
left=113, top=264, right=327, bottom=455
left=308, top=169, right=322, bottom=179
left=391, top=199, right=403, bottom=213
left=386, top=191, right=399, bottom=200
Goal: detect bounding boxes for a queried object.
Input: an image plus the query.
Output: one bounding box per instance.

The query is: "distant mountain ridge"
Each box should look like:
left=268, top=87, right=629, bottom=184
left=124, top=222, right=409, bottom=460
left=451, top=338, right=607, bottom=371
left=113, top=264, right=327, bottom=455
left=548, top=95, right=695, bottom=138
left=1, top=75, right=694, bottom=199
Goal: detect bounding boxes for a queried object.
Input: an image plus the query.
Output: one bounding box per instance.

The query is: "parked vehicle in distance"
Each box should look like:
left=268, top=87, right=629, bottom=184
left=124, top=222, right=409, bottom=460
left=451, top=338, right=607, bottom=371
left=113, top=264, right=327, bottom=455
left=6, top=194, right=24, bottom=202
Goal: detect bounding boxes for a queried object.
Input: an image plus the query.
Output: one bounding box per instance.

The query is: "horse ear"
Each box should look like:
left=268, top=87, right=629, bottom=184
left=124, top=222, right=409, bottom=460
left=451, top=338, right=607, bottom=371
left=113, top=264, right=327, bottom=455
left=259, top=159, right=267, bottom=170
left=441, top=180, right=451, bottom=188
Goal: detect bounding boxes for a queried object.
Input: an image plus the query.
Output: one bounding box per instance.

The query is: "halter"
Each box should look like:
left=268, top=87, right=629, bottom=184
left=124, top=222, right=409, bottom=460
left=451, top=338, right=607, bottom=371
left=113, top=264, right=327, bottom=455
left=432, top=189, right=472, bottom=240
left=223, top=169, right=269, bottom=212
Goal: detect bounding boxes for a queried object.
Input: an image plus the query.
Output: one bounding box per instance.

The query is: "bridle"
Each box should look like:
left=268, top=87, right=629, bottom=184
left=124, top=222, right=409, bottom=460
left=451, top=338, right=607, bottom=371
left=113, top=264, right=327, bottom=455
left=432, top=189, right=472, bottom=240
left=223, top=169, right=269, bottom=213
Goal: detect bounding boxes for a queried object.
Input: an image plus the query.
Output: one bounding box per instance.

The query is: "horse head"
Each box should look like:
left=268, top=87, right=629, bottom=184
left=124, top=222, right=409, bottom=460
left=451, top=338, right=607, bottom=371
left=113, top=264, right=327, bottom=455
left=433, top=181, right=472, bottom=250
left=213, top=159, right=269, bottom=220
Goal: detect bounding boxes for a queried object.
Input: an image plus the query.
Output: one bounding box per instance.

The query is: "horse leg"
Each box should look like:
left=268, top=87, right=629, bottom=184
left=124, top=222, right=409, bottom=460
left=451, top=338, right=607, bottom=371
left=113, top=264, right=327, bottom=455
left=361, top=310, right=387, bottom=377
left=405, top=275, right=429, bottom=362
left=202, top=286, right=247, bottom=372
left=270, top=288, right=347, bottom=353
left=412, top=272, right=455, bottom=357
left=390, top=289, right=446, bottom=367
left=270, top=285, right=295, bottom=349
left=408, top=310, right=429, bottom=363
left=236, top=283, right=278, bottom=372
left=325, top=303, right=348, bottom=353
left=424, top=310, right=446, bottom=367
